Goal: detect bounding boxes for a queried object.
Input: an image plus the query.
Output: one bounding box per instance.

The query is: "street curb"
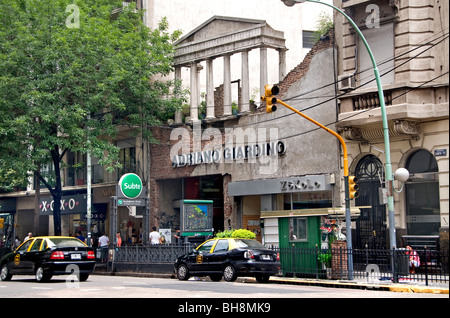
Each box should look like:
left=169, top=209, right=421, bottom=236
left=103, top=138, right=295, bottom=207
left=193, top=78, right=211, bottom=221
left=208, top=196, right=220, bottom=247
left=93, top=271, right=449, bottom=294
left=269, top=277, right=449, bottom=294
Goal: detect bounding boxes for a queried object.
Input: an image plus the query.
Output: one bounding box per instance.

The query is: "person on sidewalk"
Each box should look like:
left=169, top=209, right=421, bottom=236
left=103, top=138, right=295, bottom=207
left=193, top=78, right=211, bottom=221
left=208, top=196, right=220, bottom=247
left=407, top=245, right=420, bottom=274
left=98, top=233, right=109, bottom=262
left=149, top=227, right=162, bottom=245
left=116, top=232, right=122, bottom=247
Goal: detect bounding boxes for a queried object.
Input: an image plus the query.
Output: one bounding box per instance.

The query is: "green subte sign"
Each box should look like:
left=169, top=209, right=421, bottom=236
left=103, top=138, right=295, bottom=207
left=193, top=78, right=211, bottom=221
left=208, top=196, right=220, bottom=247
left=119, top=173, right=143, bottom=199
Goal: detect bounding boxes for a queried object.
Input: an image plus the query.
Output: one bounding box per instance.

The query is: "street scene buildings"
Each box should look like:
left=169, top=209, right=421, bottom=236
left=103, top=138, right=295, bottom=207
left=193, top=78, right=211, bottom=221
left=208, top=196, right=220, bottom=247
left=0, top=0, right=448, bottom=282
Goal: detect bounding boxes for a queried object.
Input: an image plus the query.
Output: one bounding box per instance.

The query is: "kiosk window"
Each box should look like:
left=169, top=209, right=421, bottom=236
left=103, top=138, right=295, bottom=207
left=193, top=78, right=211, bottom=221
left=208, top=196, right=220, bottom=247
left=289, top=218, right=307, bottom=242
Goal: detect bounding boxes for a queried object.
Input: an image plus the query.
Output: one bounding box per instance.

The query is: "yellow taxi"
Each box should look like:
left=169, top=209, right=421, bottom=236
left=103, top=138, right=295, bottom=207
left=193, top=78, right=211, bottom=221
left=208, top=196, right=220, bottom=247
left=0, top=236, right=95, bottom=282
left=174, top=238, right=280, bottom=283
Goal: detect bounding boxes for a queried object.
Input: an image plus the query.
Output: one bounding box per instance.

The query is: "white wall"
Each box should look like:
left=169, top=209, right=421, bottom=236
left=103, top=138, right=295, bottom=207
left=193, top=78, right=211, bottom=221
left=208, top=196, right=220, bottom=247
left=144, top=0, right=332, bottom=97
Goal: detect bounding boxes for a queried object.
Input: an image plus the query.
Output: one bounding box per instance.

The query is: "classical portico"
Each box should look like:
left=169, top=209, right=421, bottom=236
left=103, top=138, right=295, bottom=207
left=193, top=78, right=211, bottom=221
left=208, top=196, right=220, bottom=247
left=173, top=16, right=287, bottom=123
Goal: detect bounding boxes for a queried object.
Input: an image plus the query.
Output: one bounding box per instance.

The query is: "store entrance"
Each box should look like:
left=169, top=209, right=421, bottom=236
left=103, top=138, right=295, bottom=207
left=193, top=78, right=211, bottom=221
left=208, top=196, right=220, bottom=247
left=185, top=175, right=224, bottom=233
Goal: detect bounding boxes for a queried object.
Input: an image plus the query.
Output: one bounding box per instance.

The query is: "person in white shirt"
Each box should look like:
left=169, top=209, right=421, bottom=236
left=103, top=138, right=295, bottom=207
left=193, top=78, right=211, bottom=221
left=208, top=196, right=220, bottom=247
left=24, top=232, right=32, bottom=242
left=98, top=233, right=109, bottom=247
left=98, top=233, right=109, bottom=262
left=149, top=227, right=161, bottom=245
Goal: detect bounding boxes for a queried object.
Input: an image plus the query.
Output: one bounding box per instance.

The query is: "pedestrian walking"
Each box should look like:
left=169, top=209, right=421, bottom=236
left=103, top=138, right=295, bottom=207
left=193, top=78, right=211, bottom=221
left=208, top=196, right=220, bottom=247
left=116, top=232, right=122, bottom=247
left=98, top=233, right=109, bottom=262
left=149, top=227, right=161, bottom=245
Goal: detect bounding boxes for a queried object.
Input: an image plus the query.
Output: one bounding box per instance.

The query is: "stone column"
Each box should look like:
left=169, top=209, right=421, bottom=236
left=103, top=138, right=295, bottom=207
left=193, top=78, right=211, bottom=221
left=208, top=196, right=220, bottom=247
left=240, top=50, right=250, bottom=113
left=206, top=58, right=215, bottom=119
left=174, top=66, right=183, bottom=124
left=260, top=47, right=268, bottom=97
left=278, top=48, right=287, bottom=82
left=190, top=61, right=199, bottom=123
left=223, top=54, right=232, bottom=116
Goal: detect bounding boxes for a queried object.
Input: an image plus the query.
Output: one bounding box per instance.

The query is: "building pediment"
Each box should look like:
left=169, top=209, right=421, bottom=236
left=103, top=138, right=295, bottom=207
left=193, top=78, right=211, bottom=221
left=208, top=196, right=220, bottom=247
left=175, top=16, right=266, bottom=45
left=174, top=16, right=286, bottom=66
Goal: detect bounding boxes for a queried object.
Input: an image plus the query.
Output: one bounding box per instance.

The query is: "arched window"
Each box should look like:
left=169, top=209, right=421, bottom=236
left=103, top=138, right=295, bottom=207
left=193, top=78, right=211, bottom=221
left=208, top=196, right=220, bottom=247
left=405, top=150, right=440, bottom=236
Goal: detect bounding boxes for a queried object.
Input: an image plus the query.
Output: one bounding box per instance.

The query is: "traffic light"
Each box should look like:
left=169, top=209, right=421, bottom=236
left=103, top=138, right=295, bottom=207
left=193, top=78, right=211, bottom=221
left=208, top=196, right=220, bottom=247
left=261, top=84, right=279, bottom=113
left=348, top=176, right=359, bottom=199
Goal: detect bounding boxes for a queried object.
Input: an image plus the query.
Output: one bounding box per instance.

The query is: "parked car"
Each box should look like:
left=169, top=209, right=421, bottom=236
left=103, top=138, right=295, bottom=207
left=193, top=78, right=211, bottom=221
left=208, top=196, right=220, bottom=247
left=0, top=236, right=96, bottom=282
left=174, top=238, right=280, bottom=283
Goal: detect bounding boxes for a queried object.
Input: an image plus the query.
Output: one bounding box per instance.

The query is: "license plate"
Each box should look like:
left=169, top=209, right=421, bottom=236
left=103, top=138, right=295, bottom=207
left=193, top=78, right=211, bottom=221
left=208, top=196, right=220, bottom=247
left=261, top=255, right=271, bottom=260
left=71, top=254, right=81, bottom=260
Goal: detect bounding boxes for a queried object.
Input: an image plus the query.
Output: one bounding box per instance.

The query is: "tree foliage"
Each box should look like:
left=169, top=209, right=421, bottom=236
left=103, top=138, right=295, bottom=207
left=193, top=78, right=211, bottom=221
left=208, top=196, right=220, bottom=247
left=215, top=229, right=256, bottom=240
left=0, top=0, right=185, bottom=234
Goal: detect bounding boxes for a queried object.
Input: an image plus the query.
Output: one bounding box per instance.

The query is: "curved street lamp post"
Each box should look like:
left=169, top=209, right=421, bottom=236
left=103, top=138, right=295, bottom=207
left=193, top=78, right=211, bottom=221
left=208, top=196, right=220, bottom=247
left=281, top=0, right=397, bottom=279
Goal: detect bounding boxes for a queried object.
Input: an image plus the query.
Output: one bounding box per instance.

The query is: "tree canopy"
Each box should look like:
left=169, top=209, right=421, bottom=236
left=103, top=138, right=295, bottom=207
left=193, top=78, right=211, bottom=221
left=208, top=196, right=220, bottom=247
left=0, top=0, right=185, bottom=234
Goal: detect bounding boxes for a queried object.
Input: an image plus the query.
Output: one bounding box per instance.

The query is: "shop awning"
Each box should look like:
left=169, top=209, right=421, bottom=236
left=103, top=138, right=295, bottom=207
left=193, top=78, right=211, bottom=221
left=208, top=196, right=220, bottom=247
left=260, top=206, right=370, bottom=220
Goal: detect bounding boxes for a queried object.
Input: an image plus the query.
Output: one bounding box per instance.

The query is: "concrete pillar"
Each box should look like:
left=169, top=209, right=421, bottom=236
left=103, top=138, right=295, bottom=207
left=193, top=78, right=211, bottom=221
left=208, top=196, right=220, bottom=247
left=206, top=58, right=215, bottom=119
left=223, top=54, right=232, bottom=116
left=240, top=50, right=250, bottom=113
left=174, top=66, right=182, bottom=124
left=278, top=48, right=287, bottom=82
left=260, top=47, right=268, bottom=98
left=190, top=61, right=199, bottom=122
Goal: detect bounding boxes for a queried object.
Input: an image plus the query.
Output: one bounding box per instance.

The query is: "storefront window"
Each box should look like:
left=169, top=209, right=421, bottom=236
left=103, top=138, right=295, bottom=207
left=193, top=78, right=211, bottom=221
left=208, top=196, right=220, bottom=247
left=283, top=192, right=332, bottom=210
left=0, top=213, right=14, bottom=250
left=289, top=217, right=307, bottom=242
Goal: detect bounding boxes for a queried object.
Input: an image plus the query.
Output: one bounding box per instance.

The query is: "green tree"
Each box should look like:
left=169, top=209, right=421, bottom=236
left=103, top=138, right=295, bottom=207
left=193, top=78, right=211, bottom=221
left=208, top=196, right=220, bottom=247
left=0, top=0, right=185, bottom=235
left=313, top=11, right=333, bottom=43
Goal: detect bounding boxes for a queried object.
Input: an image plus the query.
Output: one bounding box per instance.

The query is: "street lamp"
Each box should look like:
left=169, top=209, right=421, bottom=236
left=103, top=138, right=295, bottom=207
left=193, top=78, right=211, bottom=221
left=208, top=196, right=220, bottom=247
left=282, top=0, right=397, bottom=277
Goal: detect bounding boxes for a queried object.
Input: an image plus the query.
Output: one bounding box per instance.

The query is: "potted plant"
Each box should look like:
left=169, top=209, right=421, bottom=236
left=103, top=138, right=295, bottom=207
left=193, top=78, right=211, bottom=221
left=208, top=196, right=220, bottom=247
left=317, top=251, right=332, bottom=269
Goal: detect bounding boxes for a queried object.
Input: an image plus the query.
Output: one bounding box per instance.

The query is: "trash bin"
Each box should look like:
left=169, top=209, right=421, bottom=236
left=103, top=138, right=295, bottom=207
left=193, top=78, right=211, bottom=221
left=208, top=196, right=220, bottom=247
left=396, top=248, right=410, bottom=276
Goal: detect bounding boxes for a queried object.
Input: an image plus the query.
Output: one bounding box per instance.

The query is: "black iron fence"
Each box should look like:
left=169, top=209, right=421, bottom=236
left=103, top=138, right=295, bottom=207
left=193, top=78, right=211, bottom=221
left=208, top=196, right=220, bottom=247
left=275, top=245, right=449, bottom=286
left=94, top=244, right=449, bottom=286
left=94, top=244, right=194, bottom=273
left=110, top=244, right=194, bottom=263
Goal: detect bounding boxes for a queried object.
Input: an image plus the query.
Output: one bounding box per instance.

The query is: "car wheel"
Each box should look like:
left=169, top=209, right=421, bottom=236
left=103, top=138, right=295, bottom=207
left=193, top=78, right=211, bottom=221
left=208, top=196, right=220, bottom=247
left=223, top=264, right=237, bottom=282
left=209, top=274, right=222, bottom=282
left=79, top=274, right=89, bottom=282
left=0, top=264, right=12, bottom=281
left=255, top=274, right=270, bottom=283
left=177, top=264, right=190, bottom=281
left=35, top=266, right=51, bottom=282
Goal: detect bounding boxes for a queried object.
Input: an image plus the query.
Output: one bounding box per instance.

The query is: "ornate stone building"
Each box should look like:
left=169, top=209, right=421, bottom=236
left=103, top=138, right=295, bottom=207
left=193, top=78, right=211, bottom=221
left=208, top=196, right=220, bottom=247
left=333, top=0, right=449, bottom=249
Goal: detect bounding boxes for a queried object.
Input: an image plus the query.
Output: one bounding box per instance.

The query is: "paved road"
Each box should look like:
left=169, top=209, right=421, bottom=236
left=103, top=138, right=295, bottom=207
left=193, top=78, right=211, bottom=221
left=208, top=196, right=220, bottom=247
left=0, top=274, right=446, bottom=299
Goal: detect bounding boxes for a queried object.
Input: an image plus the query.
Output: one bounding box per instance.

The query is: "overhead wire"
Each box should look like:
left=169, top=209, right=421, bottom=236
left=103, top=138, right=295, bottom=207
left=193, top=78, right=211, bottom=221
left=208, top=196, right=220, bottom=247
left=150, top=29, right=449, bottom=149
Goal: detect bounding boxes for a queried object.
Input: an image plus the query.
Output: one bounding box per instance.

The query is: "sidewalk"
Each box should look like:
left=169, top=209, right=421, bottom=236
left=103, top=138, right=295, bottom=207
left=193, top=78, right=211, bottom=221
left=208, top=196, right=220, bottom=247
left=268, top=276, right=449, bottom=294
left=93, top=269, right=449, bottom=294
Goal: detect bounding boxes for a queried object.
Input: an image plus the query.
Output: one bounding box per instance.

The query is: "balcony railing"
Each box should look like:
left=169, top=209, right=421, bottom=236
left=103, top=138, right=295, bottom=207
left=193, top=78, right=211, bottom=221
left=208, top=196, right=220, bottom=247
left=352, top=91, right=392, bottom=111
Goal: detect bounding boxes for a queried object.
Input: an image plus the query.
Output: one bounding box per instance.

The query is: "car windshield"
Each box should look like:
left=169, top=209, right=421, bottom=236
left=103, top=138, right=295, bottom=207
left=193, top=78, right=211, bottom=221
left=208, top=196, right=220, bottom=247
left=48, top=238, right=86, bottom=248
left=234, top=239, right=264, bottom=248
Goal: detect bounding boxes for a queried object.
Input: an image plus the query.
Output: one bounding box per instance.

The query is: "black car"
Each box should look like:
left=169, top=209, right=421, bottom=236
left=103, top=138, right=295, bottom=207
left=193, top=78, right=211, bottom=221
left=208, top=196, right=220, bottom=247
left=0, top=236, right=96, bottom=282
left=174, top=238, right=280, bottom=283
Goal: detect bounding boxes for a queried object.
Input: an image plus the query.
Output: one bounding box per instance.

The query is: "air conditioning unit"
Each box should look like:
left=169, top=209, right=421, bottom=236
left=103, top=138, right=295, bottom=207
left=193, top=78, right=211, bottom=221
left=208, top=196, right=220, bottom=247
left=338, top=73, right=356, bottom=91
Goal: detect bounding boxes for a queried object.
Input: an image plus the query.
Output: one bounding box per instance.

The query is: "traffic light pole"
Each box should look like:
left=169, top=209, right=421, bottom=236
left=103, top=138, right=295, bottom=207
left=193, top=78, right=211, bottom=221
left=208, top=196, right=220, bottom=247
left=274, top=98, right=354, bottom=279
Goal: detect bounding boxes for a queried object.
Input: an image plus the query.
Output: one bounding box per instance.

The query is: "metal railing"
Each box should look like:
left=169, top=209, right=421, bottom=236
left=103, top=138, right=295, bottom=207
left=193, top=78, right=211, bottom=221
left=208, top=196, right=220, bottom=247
left=93, top=244, right=449, bottom=286
left=275, top=246, right=449, bottom=286
left=94, top=244, right=194, bottom=265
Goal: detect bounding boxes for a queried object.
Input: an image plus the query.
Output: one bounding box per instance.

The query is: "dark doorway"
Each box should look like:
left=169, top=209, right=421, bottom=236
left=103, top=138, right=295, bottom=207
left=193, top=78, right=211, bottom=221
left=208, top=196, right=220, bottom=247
left=354, top=155, right=387, bottom=249
left=185, top=175, right=224, bottom=233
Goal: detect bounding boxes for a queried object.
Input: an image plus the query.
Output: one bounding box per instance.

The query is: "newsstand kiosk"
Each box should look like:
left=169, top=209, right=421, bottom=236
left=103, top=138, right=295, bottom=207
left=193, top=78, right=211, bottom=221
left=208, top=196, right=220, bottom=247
left=180, top=200, right=214, bottom=245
